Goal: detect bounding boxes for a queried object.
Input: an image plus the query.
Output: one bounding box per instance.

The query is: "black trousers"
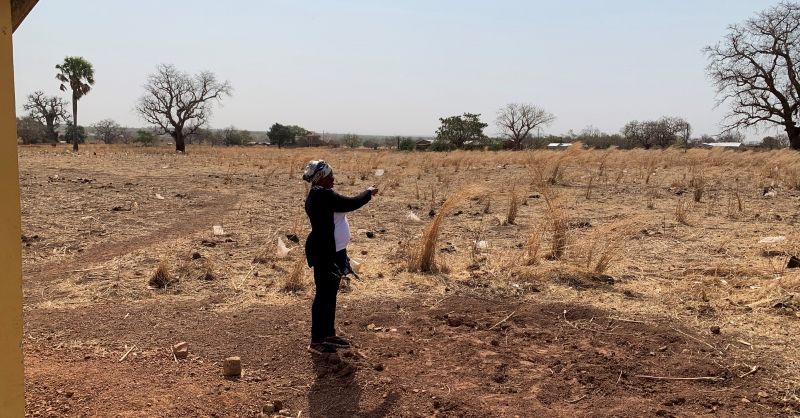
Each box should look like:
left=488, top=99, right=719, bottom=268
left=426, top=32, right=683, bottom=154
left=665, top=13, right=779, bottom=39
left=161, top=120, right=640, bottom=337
left=311, top=262, right=341, bottom=343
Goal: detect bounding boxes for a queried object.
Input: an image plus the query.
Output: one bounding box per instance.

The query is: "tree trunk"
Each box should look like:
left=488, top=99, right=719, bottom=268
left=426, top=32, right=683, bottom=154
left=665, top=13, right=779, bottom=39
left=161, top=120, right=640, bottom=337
left=45, top=118, right=56, bottom=142
left=174, top=132, right=186, bottom=153
left=788, top=125, right=800, bottom=150
left=72, top=97, right=78, bottom=152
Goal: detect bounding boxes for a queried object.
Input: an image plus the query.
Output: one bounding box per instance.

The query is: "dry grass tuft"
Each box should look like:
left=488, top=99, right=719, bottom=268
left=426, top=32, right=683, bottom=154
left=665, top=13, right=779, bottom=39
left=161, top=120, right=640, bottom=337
left=505, top=187, right=519, bottom=225
left=282, top=257, right=307, bottom=293
left=149, top=261, right=175, bottom=288
left=197, top=258, right=216, bottom=281
left=690, top=170, right=706, bottom=203
left=524, top=221, right=546, bottom=265
left=253, top=232, right=279, bottom=264
left=541, top=189, right=568, bottom=259
left=409, top=186, right=483, bottom=272
left=675, top=198, right=691, bottom=225
left=584, top=219, right=638, bottom=274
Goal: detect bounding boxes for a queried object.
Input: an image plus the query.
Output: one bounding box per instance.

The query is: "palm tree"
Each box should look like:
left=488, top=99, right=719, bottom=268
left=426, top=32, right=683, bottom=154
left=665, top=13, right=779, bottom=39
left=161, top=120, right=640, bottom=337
left=56, top=56, right=94, bottom=152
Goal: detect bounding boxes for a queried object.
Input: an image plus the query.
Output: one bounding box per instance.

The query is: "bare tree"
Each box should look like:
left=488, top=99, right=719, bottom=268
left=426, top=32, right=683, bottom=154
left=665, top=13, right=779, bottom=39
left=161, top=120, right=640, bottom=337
left=23, top=91, right=69, bottom=142
left=136, top=64, right=232, bottom=152
left=92, top=119, right=124, bottom=144
left=496, top=103, right=555, bottom=150
left=705, top=2, right=800, bottom=149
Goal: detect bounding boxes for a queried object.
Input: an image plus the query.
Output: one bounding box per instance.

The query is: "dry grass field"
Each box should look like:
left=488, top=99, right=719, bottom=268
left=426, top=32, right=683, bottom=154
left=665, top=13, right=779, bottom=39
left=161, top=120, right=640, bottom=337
left=19, top=144, right=800, bottom=417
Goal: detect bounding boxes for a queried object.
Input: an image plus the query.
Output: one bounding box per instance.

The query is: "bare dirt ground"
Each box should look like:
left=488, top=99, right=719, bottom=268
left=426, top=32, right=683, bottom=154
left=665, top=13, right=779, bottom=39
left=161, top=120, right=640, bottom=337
left=19, top=144, right=800, bottom=417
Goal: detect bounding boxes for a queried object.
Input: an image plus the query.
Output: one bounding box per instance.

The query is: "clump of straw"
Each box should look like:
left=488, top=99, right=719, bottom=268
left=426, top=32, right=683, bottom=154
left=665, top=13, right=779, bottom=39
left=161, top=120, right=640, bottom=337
left=409, top=186, right=482, bottom=272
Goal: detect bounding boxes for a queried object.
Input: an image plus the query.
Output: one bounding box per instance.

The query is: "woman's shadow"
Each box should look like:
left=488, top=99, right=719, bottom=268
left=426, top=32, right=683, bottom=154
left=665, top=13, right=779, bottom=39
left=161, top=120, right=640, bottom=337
left=307, top=353, right=398, bottom=418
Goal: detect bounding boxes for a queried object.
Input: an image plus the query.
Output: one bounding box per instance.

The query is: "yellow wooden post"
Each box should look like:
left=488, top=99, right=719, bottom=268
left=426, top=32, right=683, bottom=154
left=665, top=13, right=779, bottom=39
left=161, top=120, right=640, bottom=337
left=0, top=0, right=25, bottom=416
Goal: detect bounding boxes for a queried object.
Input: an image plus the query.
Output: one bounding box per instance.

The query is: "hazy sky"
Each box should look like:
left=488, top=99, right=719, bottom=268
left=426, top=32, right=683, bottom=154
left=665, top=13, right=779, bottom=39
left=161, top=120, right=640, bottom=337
left=11, top=0, right=788, bottom=139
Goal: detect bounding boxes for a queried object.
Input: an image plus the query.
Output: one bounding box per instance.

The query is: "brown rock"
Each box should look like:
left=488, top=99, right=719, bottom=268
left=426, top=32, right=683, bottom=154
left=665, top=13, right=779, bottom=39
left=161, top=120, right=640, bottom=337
left=223, top=357, right=242, bottom=377
left=173, top=342, right=189, bottom=359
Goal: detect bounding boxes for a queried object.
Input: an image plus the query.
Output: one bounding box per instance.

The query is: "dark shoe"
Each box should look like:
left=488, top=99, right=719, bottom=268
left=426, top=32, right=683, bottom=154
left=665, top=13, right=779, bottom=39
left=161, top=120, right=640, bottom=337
left=325, top=335, right=351, bottom=348
left=307, top=342, right=337, bottom=355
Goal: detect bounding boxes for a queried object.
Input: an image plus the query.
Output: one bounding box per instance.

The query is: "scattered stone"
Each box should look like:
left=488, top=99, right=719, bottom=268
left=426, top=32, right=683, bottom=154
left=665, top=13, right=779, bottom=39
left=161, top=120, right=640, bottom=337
left=361, top=250, right=368, bottom=255
left=111, top=206, right=130, bottom=212
left=213, top=225, right=225, bottom=236
left=173, top=342, right=189, bottom=359
left=272, top=400, right=284, bottom=411
left=592, top=274, right=615, bottom=285
left=285, top=234, right=299, bottom=244
left=763, top=186, right=777, bottom=198
left=201, top=240, right=217, bottom=247
left=568, top=218, right=592, bottom=229
left=223, top=357, right=242, bottom=377
left=155, top=193, right=165, bottom=200
left=276, top=237, right=291, bottom=258
left=710, top=326, right=721, bottom=335
left=366, top=231, right=375, bottom=239
left=374, top=363, right=385, bottom=371
left=759, top=236, right=786, bottom=244
left=446, top=316, right=463, bottom=327
left=21, top=234, right=40, bottom=243
left=406, top=212, right=422, bottom=222
left=261, top=403, right=275, bottom=414
left=788, top=256, right=800, bottom=269
left=663, top=397, right=686, bottom=406
left=191, top=252, right=202, bottom=260
left=428, top=209, right=436, bottom=217
left=440, top=243, right=456, bottom=253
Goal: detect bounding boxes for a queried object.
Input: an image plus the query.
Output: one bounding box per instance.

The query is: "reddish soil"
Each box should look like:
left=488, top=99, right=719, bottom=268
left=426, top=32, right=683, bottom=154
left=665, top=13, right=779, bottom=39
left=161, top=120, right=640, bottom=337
left=19, top=146, right=800, bottom=417
left=24, top=294, right=793, bottom=417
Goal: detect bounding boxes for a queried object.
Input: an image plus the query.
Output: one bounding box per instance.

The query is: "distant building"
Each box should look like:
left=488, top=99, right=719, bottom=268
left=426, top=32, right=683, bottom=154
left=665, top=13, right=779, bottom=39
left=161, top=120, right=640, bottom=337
left=415, top=139, right=432, bottom=150
left=547, top=142, right=572, bottom=149
left=296, top=132, right=322, bottom=147
left=701, top=142, right=744, bottom=149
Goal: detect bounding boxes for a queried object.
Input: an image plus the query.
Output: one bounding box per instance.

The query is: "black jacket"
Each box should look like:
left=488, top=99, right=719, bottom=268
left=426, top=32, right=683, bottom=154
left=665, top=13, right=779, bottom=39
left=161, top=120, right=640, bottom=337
left=304, top=186, right=372, bottom=268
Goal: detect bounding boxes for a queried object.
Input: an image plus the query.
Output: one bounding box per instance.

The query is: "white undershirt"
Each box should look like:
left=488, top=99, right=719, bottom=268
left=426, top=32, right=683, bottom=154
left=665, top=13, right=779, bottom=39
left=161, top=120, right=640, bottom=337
left=333, top=212, right=351, bottom=252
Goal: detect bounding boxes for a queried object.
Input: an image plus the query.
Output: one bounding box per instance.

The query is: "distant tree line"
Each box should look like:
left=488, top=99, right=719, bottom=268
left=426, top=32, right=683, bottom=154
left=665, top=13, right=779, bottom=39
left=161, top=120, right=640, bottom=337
left=17, top=2, right=800, bottom=152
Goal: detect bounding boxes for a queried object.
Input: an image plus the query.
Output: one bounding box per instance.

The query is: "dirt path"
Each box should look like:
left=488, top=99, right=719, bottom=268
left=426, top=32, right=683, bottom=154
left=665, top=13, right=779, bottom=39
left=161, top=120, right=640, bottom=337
left=22, top=193, right=239, bottom=287
left=23, top=295, right=793, bottom=417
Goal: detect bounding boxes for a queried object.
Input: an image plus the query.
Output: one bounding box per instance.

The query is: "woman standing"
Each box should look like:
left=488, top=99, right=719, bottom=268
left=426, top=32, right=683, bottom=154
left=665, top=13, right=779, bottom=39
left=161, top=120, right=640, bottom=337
left=302, top=160, right=377, bottom=354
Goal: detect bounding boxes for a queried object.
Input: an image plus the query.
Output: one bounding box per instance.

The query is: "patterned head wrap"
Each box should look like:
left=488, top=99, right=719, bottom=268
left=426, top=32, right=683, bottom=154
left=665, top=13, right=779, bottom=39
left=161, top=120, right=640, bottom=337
left=302, top=160, right=333, bottom=184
